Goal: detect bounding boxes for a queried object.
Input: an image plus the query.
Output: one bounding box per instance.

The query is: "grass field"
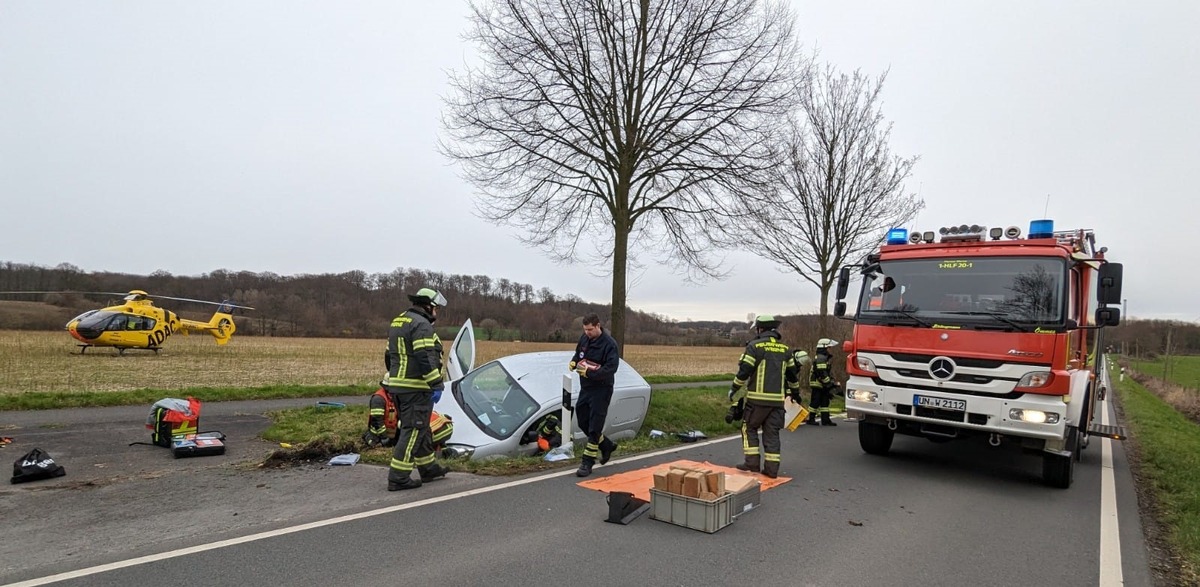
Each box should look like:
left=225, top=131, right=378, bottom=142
left=0, top=330, right=739, bottom=396
left=1130, top=355, right=1200, bottom=390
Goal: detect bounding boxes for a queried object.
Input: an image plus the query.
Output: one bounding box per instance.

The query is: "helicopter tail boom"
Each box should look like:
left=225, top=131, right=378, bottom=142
left=179, top=312, right=237, bottom=344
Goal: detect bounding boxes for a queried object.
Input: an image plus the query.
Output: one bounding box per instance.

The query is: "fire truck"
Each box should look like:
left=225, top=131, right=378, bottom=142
left=831, top=219, right=1125, bottom=488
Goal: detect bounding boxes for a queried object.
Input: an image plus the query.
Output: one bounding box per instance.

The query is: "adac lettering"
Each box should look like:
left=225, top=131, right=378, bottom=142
left=146, top=324, right=174, bottom=347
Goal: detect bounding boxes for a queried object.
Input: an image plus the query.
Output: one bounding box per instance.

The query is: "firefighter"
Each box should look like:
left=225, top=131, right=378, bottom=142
left=808, top=338, right=840, bottom=426
left=385, top=287, right=450, bottom=491
left=727, top=315, right=802, bottom=479
left=535, top=414, right=562, bottom=454
left=363, top=386, right=453, bottom=452
left=570, top=314, right=620, bottom=478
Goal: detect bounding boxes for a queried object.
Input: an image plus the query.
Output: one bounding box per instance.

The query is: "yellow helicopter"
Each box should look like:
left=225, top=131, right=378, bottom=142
left=56, top=290, right=254, bottom=354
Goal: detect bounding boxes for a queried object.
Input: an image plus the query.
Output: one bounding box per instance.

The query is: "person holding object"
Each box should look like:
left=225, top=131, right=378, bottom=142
left=385, top=287, right=450, bottom=491
left=808, top=338, right=840, bottom=426
left=569, top=313, right=620, bottom=477
left=728, top=315, right=802, bottom=479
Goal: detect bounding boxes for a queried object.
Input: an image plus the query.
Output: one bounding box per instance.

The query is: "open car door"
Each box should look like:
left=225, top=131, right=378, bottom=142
left=446, top=318, right=476, bottom=381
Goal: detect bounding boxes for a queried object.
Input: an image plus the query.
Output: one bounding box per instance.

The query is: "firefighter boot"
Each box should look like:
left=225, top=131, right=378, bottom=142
left=806, top=411, right=819, bottom=426
left=820, top=412, right=837, bottom=426
left=736, top=456, right=761, bottom=474
left=419, top=463, right=449, bottom=482
left=387, top=476, right=423, bottom=491
left=576, top=456, right=595, bottom=478
left=599, top=439, right=617, bottom=465
left=762, top=462, right=780, bottom=479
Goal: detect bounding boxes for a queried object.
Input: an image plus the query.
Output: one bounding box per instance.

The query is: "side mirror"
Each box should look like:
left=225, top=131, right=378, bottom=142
left=835, top=267, right=851, bottom=300
left=1095, top=307, right=1121, bottom=327
left=1097, top=262, right=1123, bottom=306
left=834, top=301, right=847, bottom=317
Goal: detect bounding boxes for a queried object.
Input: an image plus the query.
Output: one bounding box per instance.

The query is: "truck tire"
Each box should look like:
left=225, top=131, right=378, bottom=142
left=1042, top=429, right=1077, bottom=489
left=859, top=421, right=894, bottom=455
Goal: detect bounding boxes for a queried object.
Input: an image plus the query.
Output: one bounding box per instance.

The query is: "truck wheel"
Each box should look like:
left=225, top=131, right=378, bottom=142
left=859, top=422, right=894, bottom=455
left=1043, top=429, right=1077, bottom=489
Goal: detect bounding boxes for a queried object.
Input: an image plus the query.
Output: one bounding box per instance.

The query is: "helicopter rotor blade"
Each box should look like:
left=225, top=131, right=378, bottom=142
left=147, top=294, right=254, bottom=311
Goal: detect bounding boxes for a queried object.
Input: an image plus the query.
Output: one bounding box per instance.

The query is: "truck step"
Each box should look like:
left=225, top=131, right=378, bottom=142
left=1087, top=423, right=1127, bottom=440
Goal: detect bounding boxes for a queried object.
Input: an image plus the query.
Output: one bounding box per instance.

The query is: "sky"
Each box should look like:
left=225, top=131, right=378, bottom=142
left=1, top=1, right=1196, bottom=323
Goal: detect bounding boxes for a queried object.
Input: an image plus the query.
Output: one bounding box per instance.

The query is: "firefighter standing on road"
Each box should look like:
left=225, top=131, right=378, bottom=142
left=570, top=314, right=620, bottom=478
left=385, top=288, right=451, bottom=491
left=727, top=315, right=802, bottom=479
left=808, top=338, right=840, bottom=426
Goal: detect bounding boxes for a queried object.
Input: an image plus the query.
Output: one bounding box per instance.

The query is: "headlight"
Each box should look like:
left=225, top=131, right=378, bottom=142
left=855, top=356, right=877, bottom=374
left=441, top=445, right=474, bottom=459
left=847, top=389, right=878, bottom=402
left=1009, top=408, right=1060, bottom=424
left=1016, top=371, right=1052, bottom=388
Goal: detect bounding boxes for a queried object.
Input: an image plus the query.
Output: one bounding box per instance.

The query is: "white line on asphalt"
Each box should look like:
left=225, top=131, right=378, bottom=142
left=2, top=436, right=738, bottom=587
left=1099, top=369, right=1123, bottom=586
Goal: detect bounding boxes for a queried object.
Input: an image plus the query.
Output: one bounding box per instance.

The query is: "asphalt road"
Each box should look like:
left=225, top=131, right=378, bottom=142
left=0, top=387, right=1152, bottom=586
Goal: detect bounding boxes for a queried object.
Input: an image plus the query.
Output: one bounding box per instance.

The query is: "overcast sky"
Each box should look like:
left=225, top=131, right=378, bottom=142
left=1, top=1, right=1195, bottom=323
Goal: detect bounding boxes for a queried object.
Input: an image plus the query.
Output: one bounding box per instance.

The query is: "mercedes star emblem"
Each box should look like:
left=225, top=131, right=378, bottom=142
left=929, top=356, right=956, bottom=381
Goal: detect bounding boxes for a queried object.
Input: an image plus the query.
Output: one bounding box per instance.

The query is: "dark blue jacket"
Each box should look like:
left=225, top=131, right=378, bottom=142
left=572, top=330, right=619, bottom=392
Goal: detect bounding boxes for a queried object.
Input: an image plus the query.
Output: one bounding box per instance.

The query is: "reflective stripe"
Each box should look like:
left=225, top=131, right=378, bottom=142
left=389, top=458, right=413, bottom=472
left=414, top=453, right=435, bottom=466
left=764, top=453, right=780, bottom=462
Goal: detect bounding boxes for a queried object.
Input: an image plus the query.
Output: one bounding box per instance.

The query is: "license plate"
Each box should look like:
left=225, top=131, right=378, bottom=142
left=914, top=395, right=966, bottom=412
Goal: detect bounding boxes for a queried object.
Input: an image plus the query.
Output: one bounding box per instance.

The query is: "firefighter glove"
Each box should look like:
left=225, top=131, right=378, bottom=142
left=431, top=382, right=444, bottom=404
left=725, top=399, right=744, bottom=424
left=728, top=385, right=739, bottom=401
left=789, top=392, right=803, bottom=405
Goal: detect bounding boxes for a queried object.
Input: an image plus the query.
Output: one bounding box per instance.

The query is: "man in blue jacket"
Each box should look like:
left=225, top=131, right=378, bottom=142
left=570, top=314, right=620, bottom=477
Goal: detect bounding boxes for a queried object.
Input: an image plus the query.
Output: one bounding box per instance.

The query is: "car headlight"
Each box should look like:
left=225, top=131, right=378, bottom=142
left=846, top=389, right=878, bottom=402
left=1009, top=408, right=1059, bottom=424
left=441, top=445, right=474, bottom=459
left=855, top=356, right=877, bottom=374
left=1016, top=371, right=1052, bottom=388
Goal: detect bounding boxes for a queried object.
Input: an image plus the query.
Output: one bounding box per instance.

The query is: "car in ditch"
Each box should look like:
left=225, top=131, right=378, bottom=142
left=435, top=319, right=653, bottom=460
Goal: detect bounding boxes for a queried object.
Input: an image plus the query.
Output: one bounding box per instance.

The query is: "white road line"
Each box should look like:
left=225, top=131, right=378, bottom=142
left=1099, top=368, right=1124, bottom=586
left=2, top=436, right=738, bottom=587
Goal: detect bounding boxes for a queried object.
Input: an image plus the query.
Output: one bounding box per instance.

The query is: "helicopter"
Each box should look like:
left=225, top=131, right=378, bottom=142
left=3, top=290, right=254, bottom=354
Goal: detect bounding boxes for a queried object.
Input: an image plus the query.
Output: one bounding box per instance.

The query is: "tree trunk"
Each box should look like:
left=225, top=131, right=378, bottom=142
left=611, top=213, right=630, bottom=355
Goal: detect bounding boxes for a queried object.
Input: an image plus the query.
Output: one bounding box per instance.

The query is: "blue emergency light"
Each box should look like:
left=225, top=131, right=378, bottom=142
left=1028, top=219, right=1054, bottom=239
left=886, top=228, right=909, bottom=245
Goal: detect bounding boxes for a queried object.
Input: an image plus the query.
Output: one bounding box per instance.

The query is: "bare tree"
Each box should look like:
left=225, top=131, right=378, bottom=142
left=740, top=65, right=922, bottom=324
left=441, top=0, right=800, bottom=349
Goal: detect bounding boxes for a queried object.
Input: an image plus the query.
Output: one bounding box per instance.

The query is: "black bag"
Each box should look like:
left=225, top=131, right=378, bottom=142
left=11, top=448, right=66, bottom=484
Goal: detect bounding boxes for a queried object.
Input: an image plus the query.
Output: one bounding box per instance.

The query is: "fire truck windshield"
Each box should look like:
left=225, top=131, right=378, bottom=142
left=858, top=256, right=1067, bottom=329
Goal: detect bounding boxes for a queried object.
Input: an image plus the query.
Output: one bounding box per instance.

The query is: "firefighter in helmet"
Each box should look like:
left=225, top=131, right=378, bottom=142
left=726, top=315, right=802, bottom=479
left=808, top=338, right=840, bottom=426
left=385, top=287, right=450, bottom=491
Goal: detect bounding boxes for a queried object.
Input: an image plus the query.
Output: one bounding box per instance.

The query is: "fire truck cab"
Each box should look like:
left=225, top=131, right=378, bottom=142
left=832, top=219, right=1125, bottom=488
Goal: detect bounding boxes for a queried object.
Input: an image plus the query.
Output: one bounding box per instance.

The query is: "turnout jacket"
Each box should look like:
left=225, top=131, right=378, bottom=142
left=809, top=349, right=835, bottom=390
left=572, top=329, right=619, bottom=392
left=385, top=306, right=442, bottom=392
left=731, top=329, right=801, bottom=407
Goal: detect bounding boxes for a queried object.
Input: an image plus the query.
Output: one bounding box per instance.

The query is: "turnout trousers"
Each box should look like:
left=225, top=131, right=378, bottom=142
left=741, top=402, right=784, bottom=477
left=387, top=389, right=437, bottom=483
left=575, top=387, right=615, bottom=464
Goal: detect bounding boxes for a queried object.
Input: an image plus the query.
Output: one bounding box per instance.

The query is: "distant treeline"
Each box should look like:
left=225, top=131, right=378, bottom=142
left=0, top=261, right=762, bottom=345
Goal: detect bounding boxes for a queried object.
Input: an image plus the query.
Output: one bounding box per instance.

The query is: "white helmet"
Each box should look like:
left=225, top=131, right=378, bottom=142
left=816, top=338, right=839, bottom=349
left=792, top=350, right=811, bottom=366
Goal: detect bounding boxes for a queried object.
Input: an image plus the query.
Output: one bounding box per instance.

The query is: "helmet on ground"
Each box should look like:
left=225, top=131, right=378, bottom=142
left=754, top=314, right=781, bottom=330
left=793, top=350, right=810, bottom=366
left=408, top=287, right=448, bottom=307
left=816, top=338, right=839, bottom=349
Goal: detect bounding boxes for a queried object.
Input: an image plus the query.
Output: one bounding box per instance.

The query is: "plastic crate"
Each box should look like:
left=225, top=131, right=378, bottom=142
left=730, top=482, right=760, bottom=517
left=649, top=488, right=734, bottom=533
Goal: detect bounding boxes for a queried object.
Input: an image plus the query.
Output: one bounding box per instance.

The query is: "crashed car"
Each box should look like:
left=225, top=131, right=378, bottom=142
left=436, top=319, right=652, bottom=460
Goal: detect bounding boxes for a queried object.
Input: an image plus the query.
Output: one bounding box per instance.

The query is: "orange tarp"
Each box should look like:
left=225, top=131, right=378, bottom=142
left=576, top=459, right=790, bottom=502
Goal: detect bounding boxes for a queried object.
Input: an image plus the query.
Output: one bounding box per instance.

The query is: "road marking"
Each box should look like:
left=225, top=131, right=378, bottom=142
left=2, top=436, right=738, bottom=587
left=1099, top=369, right=1123, bottom=586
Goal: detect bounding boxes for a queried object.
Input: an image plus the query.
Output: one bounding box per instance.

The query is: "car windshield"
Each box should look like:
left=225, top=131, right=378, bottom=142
left=453, top=361, right=539, bottom=440
left=857, top=256, right=1067, bottom=329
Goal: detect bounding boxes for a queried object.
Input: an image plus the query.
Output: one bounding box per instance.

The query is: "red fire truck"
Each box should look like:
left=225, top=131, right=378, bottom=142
left=831, top=219, right=1125, bottom=488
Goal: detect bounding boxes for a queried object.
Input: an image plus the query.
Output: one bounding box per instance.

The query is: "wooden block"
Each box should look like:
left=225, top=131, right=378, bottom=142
left=704, top=471, right=725, bottom=495
left=682, top=471, right=704, bottom=498
left=667, top=470, right=687, bottom=495
left=653, top=469, right=670, bottom=491
left=699, top=491, right=719, bottom=501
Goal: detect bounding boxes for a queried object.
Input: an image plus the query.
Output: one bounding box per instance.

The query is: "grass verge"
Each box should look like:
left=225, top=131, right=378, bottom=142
left=1116, top=367, right=1200, bottom=583
left=261, top=385, right=743, bottom=475
left=0, top=384, right=373, bottom=411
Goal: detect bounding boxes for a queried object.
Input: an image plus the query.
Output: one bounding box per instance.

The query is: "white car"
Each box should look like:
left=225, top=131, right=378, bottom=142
left=437, top=319, right=652, bottom=460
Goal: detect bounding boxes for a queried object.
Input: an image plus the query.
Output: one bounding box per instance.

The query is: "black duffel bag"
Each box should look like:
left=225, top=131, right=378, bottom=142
left=11, top=448, right=66, bottom=484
